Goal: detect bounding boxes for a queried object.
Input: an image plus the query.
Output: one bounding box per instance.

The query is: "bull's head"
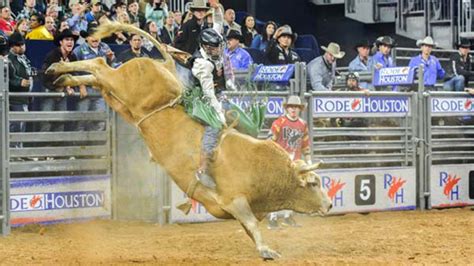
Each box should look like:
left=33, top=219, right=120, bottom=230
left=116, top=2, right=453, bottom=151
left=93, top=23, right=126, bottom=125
left=291, top=160, right=332, bottom=216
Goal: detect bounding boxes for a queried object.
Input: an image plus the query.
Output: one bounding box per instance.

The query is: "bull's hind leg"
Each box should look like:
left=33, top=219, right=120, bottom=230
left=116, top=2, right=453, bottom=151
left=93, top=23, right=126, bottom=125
left=54, top=74, right=99, bottom=88
left=45, top=57, right=109, bottom=76
left=221, top=196, right=281, bottom=260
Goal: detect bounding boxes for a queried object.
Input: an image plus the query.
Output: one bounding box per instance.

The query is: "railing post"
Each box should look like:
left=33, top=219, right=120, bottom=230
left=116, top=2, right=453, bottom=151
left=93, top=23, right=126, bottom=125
left=416, top=63, right=427, bottom=210
left=1, top=58, right=10, bottom=236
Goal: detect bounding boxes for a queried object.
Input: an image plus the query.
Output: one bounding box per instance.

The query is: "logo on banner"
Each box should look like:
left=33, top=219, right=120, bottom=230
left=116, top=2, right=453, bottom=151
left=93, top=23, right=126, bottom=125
left=431, top=98, right=474, bottom=113
left=322, top=176, right=346, bottom=207
left=313, top=97, right=410, bottom=115
left=252, top=64, right=295, bottom=83
left=372, top=67, right=415, bottom=86
left=10, top=191, right=105, bottom=212
left=440, top=172, right=461, bottom=200
left=229, top=97, right=284, bottom=116
left=384, top=174, right=406, bottom=203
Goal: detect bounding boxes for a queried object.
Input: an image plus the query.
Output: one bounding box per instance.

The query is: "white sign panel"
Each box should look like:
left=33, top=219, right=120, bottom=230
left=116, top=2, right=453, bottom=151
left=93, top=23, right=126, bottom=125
left=313, top=96, right=411, bottom=117
left=170, top=182, right=220, bottom=223
left=431, top=97, right=474, bottom=116
left=317, top=167, right=416, bottom=214
left=430, top=164, right=474, bottom=208
left=10, top=175, right=111, bottom=226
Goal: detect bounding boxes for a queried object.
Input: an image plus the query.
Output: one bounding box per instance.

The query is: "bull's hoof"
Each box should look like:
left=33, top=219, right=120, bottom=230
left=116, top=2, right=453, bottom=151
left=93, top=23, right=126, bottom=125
left=45, top=62, right=64, bottom=75
left=53, top=74, right=73, bottom=87
left=259, top=246, right=281, bottom=260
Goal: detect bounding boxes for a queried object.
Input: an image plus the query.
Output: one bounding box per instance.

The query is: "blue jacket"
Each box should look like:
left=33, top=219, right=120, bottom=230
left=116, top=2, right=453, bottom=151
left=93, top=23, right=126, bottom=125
left=372, top=51, right=395, bottom=69
left=225, top=47, right=253, bottom=70
left=408, top=54, right=445, bottom=86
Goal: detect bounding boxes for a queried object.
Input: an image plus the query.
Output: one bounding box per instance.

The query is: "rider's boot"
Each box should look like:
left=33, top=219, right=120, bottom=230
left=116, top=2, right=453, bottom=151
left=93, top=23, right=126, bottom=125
left=195, top=152, right=216, bottom=189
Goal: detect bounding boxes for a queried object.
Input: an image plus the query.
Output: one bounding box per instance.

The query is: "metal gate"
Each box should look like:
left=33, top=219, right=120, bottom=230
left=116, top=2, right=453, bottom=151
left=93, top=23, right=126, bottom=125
left=0, top=59, right=10, bottom=236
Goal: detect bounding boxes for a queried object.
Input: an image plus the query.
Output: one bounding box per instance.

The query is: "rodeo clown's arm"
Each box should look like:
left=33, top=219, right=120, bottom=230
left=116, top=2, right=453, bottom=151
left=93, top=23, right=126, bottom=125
left=192, top=58, right=226, bottom=124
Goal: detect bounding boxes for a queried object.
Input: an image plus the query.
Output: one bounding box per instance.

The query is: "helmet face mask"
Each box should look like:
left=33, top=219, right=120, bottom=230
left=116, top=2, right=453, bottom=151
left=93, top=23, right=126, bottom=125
left=199, top=28, right=224, bottom=60
left=202, top=43, right=223, bottom=60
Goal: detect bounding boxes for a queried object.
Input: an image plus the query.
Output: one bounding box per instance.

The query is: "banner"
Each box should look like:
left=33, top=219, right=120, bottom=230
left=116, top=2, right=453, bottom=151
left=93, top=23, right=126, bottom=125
left=430, top=164, right=474, bottom=208
left=252, top=65, right=295, bottom=83
left=229, top=96, right=284, bottom=117
left=431, top=97, right=474, bottom=116
left=372, top=67, right=415, bottom=86
left=10, top=175, right=111, bottom=226
left=313, top=96, right=411, bottom=117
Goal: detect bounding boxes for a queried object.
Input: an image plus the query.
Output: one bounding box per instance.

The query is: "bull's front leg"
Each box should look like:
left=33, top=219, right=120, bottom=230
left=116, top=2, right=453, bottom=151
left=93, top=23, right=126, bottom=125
left=45, top=57, right=109, bottom=76
left=222, top=197, right=281, bottom=260
left=54, top=74, right=99, bottom=88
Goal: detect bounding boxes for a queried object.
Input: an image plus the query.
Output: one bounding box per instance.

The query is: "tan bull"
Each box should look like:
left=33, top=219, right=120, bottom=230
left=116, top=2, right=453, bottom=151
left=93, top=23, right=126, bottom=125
left=46, top=22, right=332, bottom=260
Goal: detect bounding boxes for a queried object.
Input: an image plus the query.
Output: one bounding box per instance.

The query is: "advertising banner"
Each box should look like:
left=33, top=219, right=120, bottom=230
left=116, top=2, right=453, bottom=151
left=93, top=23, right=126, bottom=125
left=430, top=97, right=474, bottom=117
left=229, top=96, right=284, bottom=118
left=313, top=96, right=411, bottom=117
left=10, top=175, right=111, bottom=226
left=430, top=164, right=474, bottom=208
left=373, top=67, right=415, bottom=86
left=252, top=65, right=295, bottom=83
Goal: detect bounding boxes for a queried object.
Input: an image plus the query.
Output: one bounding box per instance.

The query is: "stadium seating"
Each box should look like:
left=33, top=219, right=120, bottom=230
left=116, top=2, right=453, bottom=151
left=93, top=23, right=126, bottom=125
left=294, top=48, right=318, bottom=63
left=294, top=34, right=320, bottom=57
left=244, top=47, right=266, bottom=65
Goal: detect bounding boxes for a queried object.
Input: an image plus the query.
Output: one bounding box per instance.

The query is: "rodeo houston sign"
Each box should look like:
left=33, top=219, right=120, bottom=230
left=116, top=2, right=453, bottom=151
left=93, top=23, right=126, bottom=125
left=252, top=64, right=295, bottom=83
left=430, top=97, right=474, bottom=116
left=430, top=164, right=474, bottom=208
left=313, top=96, right=411, bottom=117
left=372, top=67, right=415, bottom=86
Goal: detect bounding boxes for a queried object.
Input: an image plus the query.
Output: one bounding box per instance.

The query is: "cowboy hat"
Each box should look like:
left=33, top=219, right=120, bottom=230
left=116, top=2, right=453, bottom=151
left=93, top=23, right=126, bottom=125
left=457, top=38, right=471, bottom=48
left=375, top=36, right=397, bottom=47
left=321, top=42, right=345, bottom=59
left=416, top=36, right=437, bottom=48
left=189, top=0, right=209, bottom=11
left=276, top=25, right=297, bottom=40
left=80, top=23, right=98, bottom=39
left=227, top=30, right=244, bottom=43
left=354, top=39, right=370, bottom=50
left=283, top=95, right=306, bottom=110
left=54, top=29, right=79, bottom=46
left=8, top=32, right=24, bottom=47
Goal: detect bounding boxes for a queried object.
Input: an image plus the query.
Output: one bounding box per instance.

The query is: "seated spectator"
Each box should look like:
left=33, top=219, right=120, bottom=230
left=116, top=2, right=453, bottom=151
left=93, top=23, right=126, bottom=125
left=40, top=29, right=78, bottom=133
left=346, top=72, right=367, bottom=92
left=240, top=15, right=258, bottom=47
left=85, top=0, right=104, bottom=24
left=145, top=0, right=168, bottom=30
left=251, top=21, right=277, bottom=51
left=408, top=36, right=445, bottom=90
left=26, top=14, right=54, bottom=40
left=372, top=36, right=396, bottom=69
left=58, top=18, right=70, bottom=34
left=66, top=1, right=88, bottom=38
left=143, top=21, right=159, bottom=51
left=0, top=5, right=16, bottom=36
left=8, top=32, right=33, bottom=148
left=110, top=2, right=127, bottom=21
left=223, top=8, right=241, bottom=35
left=444, top=39, right=474, bottom=92
left=174, top=0, right=209, bottom=54
left=45, top=4, right=61, bottom=24
left=128, top=0, right=146, bottom=29
left=117, top=33, right=150, bottom=63
left=264, top=25, right=300, bottom=65
left=307, top=42, right=345, bottom=91
left=15, top=0, right=39, bottom=21
left=348, top=39, right=373, bottom=90
left=225, top=30, right=253, bottom=70
left=74, top=24, right=115, bottom=131
left=13, top=19, right=29, bottom=38
left=173, top=10, right=182, bottom=30
left=45, top=15, right=56, bottom=36
left=160, top=11, right=176, bottom=45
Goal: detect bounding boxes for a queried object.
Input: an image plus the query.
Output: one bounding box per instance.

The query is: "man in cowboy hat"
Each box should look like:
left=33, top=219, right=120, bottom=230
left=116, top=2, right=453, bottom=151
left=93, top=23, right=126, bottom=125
left=408, top=36, right=445, bottom=90
left=73, top=23, right=116, bottom=132
left=265, top=24, right=300, bottom=65
left=444, top=39, right=474, bottom=92
left=267, top=95, right=311, bottom=229
left=349, top=39, right=374, bottom=90
left=174, top=0, right=210, bottom=54
left=39, top=29, right=79, bottom=133
left=372, top=36, right=396, bottom=69
left=307, top=42, right=345, bottom=91
left=224, top=29, right=253, bottom=70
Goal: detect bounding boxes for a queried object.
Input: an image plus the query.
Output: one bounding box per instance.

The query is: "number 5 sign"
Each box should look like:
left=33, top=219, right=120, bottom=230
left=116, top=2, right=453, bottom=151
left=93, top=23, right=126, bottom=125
left=355, top=175, right=376, bottom=205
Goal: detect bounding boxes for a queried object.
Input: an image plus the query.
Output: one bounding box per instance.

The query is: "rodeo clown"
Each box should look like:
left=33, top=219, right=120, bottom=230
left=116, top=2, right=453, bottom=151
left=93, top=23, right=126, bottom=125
left=267, top=95, right=311, bottom=229
left=191, top=1, right=236, bottom=189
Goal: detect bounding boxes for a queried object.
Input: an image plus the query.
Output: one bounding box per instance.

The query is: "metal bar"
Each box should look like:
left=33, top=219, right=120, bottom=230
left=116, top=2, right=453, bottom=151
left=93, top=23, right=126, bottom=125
left=1, top=58, right=9, bottom=236
left=9, top=159, right=110, bottom=173
left=10, top=146, right=109, bottom=157
left=9, top=111, right=108, bottom=121
left=10, top=132, right=108, bottom=142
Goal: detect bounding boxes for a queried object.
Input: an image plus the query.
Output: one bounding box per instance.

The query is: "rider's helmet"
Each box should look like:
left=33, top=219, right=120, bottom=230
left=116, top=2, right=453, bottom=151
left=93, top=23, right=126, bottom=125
left=199, top=28, right=224, bottom=61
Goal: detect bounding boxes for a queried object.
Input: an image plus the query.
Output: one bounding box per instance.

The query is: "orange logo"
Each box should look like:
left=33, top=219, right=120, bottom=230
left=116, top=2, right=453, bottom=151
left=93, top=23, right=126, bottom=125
left=351, top=99, right=361, bottom=110
left=465, top=99, right=473, bottom=110
left=29, top=195, right=42, bottom=208
left=443, top=174, right=461, bottom=198
left=327, top=179, right=346, bottom=200
left=388, top=176, right=406, bottom=200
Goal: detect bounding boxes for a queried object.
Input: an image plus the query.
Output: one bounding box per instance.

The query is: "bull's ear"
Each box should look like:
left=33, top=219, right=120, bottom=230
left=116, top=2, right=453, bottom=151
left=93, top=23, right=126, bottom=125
left=298, top=161, right=323, bottom=174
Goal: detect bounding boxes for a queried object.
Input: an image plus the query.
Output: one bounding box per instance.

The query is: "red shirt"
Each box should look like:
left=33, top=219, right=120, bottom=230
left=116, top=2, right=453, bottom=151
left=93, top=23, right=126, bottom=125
left=0, top=19, right=15, bottom=34
left=271, top=115, right=310, bottom=160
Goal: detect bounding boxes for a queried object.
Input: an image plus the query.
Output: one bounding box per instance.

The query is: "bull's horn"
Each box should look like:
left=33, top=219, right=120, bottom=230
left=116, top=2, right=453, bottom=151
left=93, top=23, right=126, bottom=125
left=298, top=161, right=323, bottom=174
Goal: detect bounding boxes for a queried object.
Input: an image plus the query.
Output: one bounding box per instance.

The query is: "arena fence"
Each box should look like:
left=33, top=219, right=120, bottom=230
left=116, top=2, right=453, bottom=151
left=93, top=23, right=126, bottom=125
left=1, top=59, right=10, bottom=236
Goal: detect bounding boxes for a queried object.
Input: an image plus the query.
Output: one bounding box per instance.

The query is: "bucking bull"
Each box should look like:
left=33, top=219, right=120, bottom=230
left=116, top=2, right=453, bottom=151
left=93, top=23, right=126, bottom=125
left=46, top=21, right=332, bottom=260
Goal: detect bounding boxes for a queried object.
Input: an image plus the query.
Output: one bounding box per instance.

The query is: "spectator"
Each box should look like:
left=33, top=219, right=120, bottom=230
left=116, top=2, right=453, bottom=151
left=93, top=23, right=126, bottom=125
left=0, top=32, right=8, bottom=56
left=142, top=21, right=159, bottom=51
left=223, top=8, right=240, bottom=35
left=145, top=0, right=168, bottom=30
left=307, top=42, right=345, bottom=91
left=13, top=19, right=29, bottom=37
left=174, top=0, right=209, bottom=54
left=372, top=36, right=396, bottom=69
left=66, top=1, right=88, bottom=38
left=444, top=39, right=474, bottom=92
left=265, top=25, right=300, bottom=65
left=16, top=0, right=39, bottom=21
left=111, top=1, right=127, bottom=21
left=160, top=11, right=176, bottom=45
left=85, top=0, right=104, bottom=24
left=349, top=39, right=374, bottom=90
left=345, top=72, right=367, bottom=92
left=128, top=0, right=145, bottom=29
left=0, top=5, right=16, bottom=36
left=74, top=24, right=115, bottom=132
left=225, top=30, right=253, bottom=70
left=58, top=19, right=70, bottom=33
left=250, top=20, right=277, bottom=51
left=40, top=29, right=78, bottom=133
left=267, top=95, right=310, bottom=229
left=45, top=4, right=61, bottom=24
left=26, top=14, right=54, bottom=40
left=7, top=32, right=33, bottom=148
left=240, top=15, right=258, bottom=47
left=44, top=15, right=56, bottom=36
left=173, top=10, right=182, bottom=30
left=408, top=36, right=445, bottom=90
left=117, top=33, right=150, bottom=63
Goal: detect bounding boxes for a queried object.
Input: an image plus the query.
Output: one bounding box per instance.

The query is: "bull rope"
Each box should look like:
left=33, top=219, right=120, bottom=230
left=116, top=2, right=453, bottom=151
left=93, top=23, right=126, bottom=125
left=135, top=96, right=182, bottom=129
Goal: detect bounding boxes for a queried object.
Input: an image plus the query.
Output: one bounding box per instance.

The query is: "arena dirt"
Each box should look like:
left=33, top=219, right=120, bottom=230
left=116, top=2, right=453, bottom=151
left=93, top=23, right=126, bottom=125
left=0, top=208, right=472, bottom=265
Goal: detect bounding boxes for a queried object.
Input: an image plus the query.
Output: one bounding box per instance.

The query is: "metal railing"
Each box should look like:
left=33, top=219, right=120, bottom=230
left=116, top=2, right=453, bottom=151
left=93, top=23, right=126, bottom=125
left=0, top=59, right=10, bottom=236
left=168, top=0, right=187, bottom=13
left=458, top=0, right=474, bottom=40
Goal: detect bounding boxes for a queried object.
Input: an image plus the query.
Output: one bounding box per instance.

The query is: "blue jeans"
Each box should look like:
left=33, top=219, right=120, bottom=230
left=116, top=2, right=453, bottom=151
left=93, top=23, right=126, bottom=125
left=75, top=95, right=106, bottom=131
left=201, top=98, right=230, bottom=156
left=39, top=96, right=68, bottom=132
left=9, top=103, right=28, bottom=148
left=443, top=75, right=465, bottom=92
